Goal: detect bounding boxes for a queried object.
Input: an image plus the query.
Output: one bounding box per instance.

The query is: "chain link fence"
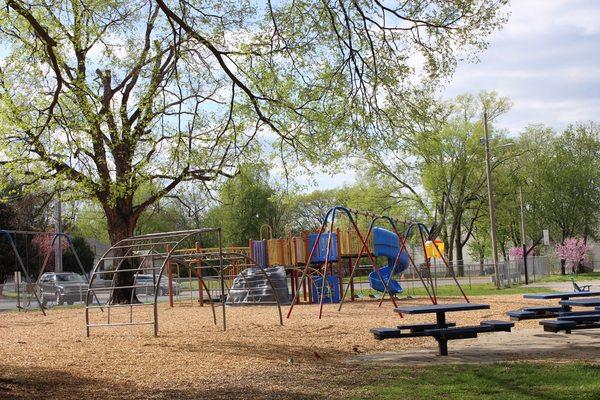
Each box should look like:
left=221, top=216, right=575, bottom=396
left=2, top=255, right=598, bottom=311
left=398, top=256, right=554, bottom=290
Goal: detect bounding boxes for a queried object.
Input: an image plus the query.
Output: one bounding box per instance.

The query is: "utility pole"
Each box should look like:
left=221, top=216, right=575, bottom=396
left=54, top=196, right=63, bottom=273
left=483, top=111, right=501, bottom=288
left=519, top=186, right=529, bottom=284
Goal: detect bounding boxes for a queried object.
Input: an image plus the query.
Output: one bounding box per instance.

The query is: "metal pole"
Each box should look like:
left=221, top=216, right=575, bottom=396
left=54, top=197, right=63, bottom=273
left=483, top=111, right=501, bottom=288
left=167, top=244, right=174, bottom=307
left=218, top=229, right=226, bottom=331
left=519, top=186, right=529, bottom=285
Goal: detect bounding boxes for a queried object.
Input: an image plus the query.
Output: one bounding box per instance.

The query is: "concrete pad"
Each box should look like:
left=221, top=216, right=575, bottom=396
left=350, top=328, right=600, bottom=366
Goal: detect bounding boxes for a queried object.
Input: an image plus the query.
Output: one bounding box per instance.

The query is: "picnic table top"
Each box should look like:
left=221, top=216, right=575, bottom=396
left=559, top=298, right=600, bottom=307
left=523, top=291, right=600, bottom=300
left=394, top=303, right=490, bottom=314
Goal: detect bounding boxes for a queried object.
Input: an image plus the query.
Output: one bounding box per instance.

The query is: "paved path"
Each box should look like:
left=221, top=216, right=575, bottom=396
left=351, top=328, right=600, bottom=366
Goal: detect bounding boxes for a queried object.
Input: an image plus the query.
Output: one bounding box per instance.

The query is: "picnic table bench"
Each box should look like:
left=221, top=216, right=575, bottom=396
left=371, top=303, right=514, bottom=356
left=539, top=297, right=600, bottom=333
left=559, top=297, right=600, bottom=308
left=507, top=291, right=600, bottom=321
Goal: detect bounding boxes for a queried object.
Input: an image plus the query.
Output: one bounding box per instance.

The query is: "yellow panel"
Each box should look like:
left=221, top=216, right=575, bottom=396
left=339, top=229, right=374, bottom=255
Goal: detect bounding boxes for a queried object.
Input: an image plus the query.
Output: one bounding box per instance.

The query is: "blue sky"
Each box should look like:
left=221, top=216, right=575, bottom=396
left=303, top=0, right=600, bottom=190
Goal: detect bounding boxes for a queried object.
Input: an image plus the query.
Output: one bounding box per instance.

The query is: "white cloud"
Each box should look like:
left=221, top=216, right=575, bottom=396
left=443, top=0, right=600, bottom=134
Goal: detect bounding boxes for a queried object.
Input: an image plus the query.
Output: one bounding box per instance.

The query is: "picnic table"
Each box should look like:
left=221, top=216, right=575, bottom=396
left=539, top=298, right=600, bottom=333
left=394, top=303, right=490, bottom=329
left=508, top=291, right=600, bottom=321
left=559, top=297, right=600, bottom=308
left=372, top=303, right=514, bottom=356
left=523, top=291, right=600, bottom=300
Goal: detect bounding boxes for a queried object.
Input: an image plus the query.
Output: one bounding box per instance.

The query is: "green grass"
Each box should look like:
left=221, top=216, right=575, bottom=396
left=0, top=290, right=20, bottom=299
left=353, top=362, right=600, bottom=400
left=539, top=272, right=600, bottom=283
left=357, top=282, right=554, bottom=298
left=343, top=275, right=370, bottom=283
left=178, top=279, right=225, bottom=291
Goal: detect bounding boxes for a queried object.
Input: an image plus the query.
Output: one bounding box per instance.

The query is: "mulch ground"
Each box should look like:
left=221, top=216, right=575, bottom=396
left=0, top=295, right=554, bottom=399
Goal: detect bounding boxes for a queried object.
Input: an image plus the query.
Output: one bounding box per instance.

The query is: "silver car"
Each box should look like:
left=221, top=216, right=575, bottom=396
left=39, top=272, right=87, bottom=306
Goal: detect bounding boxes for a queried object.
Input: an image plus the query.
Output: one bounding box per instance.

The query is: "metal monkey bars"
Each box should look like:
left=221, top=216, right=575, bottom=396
left=84, top=229, right=283, bottom=337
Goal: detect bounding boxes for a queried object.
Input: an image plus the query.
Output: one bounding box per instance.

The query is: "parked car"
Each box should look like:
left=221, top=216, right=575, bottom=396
left=38, top=272, right=88, bottom=306
left=134, top=274, right=180, bottom=296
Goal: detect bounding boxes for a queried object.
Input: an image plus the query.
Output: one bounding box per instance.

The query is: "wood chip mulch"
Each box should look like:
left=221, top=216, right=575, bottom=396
left=0, top=295, right=547, bottom=399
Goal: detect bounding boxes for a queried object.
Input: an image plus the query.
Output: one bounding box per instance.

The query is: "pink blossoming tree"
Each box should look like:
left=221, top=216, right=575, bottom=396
left=508, top=246, right=524, bottom=260
left=555, top=237, right=592, bottom=274
left=31, top=235, right=68, bottom=273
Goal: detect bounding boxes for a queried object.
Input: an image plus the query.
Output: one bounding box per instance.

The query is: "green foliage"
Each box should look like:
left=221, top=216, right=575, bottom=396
left=200, top=163, right=278, bottom=247
left=69, top=203, right=109, bottom=244
left=0, top=0, right=508, bottom=245
left=407, top=91, right=514, bottom=268
left=522, top=123, right=600, bottom=243
left=63, top=236, right=95, bottom=273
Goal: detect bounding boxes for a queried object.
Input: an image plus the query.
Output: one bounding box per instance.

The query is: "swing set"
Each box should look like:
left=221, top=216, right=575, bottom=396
left=286, top=206, right=469, bottom=320
left=0, top=230, right=95, bottom=314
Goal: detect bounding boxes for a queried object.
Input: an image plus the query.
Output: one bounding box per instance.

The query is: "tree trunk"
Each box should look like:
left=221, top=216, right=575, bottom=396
left=456, top=233, right=465, bottom=276
left=455, top=224, right=464, bottom=277
left=479, top=257, right=484, bottom=275
left=104, top=203, right=142, bottom=304
left=560, top=259, right=566, bottom=275
left=447, top=224, right=455, bottom=267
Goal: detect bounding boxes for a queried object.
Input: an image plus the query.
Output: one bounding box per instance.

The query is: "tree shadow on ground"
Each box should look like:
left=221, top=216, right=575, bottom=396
left=0, top=364, right=353, bottom=400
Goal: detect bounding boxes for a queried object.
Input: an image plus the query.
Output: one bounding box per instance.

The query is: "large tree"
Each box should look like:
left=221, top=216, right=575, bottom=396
left=0, top=0, right=507, bottom=302
left=364, top=91, right=514, bottom=274
left=519, top=123, right=600, bottom=273
left=205, top=163, right=278, bottom=246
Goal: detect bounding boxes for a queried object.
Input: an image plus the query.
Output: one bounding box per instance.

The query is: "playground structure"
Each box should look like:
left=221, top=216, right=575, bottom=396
left=84, top=229, right=284, bottom=336
left=0, top=230, right=95, bottom=314
left=227, top=266, right=290, bottom=305
left=154, top=206, right=469, bottom=320
left=284, top=206, right=469, bottom=319
left=78, top=205, right=469, bottom=336
left=1, top=205, right=469, bottom=338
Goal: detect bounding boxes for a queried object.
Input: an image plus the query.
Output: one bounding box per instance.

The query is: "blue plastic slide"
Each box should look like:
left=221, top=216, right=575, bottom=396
left=368, top=228, right=409, bottom=295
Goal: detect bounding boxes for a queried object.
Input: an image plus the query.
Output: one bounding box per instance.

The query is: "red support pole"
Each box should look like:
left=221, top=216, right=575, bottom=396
left=302, top=271, right=308, bottom=303
left=338, top=224, right=375, bottom=308
left=431, top=234, right=470, bottom=303
left=287, top=214, right=330, bottom=318
left=291, top=237, right=300, bottom=304
left=416, top=225, right=439, bottom=304
left=397, top=234, right=437, bottom=305
left=377, top=221, right=438, bottom=307
left=336, top=228, right=343, bottom=300
left=318, top=214, right=337, bottom=319
left=348, top=217, right=400, bottom=310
